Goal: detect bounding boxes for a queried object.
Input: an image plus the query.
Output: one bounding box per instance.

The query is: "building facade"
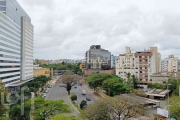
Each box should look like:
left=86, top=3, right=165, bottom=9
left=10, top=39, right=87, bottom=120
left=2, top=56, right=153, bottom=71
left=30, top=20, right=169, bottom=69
left=167, top=55, right=178, bottom=72
left=116, top=46, right=161, bottom=84
left=178, top=60, right=180, bottom=71
left=161, top=58, right=168, bottom=72
left=0, top=0, right=33, bottom=88
left=85, top=45, right=111, bottom=70
left=111, top=54, right=117, bottom=68
left=116, top=47, right=137, bottom=81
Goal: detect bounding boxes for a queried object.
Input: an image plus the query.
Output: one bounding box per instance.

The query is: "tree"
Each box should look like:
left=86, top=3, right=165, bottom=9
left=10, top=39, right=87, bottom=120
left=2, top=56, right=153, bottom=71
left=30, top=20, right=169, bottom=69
left=168, top=78, right=180, bottom=95
left=85, top=73, right=112, bottom=90
left=71, top=94, right=77, bottom=101
left=126, top=72, right=131, bottom=82
left=81, top=95, right=143, bottom=120
left=80, top=100, right=87, bottom=110
left=59, top=72, right=81, bottom=95
left=131, top=75, right=139, bottom=89
left=26, top=98, right=72, bottom=120
left=169, top=96, right=180, bottom=119
left=102, top=78, right=131, bottom=96
left=0, top=81, right=8, bottom=117
left=50, top=114, right=82, bottom=120
left=9, top=104, right=31, bottom=120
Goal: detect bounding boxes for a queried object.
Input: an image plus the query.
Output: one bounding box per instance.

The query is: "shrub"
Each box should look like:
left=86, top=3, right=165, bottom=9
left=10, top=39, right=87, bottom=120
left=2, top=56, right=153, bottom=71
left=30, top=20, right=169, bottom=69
left=80, top=100, right=87, bottom=110
left=71, top=94, right=77, bottom=101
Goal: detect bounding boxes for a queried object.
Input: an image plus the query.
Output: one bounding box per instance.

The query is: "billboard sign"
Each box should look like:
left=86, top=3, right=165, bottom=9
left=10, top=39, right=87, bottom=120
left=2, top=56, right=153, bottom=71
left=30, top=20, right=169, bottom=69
left=157, top=108, right=168, bottom=118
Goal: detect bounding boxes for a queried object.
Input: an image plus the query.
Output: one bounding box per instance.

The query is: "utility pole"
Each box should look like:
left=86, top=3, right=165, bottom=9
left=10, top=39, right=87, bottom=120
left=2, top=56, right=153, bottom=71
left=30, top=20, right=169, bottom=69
left=179, top=85, right=180, bottom=97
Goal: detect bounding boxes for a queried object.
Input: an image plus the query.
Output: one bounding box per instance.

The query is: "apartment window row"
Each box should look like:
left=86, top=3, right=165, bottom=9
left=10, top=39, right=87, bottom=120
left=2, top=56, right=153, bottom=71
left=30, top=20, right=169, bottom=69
left=0, top=15, right=21, bottom=34
left=1, top=31, right=20, bottom=43
left=0, top=48, right=20, bottom=55
left=0, top=54, right=20, bottom=59
left=0, top=60, right=20, bottom=63
left=0, top=36, right=20, bottom=46
left=0, top=42, right=20, bottom=51
left=0, top=70, right=20, bottom=74
left=0, top=65, right=20, bottom=68
left=0, top=25, right=20, bottom=38
left=0, top=1, right=6, bottom=6
left=4, top=78, right=20, bottom=85
left=0, top=74, right=20, bottom=80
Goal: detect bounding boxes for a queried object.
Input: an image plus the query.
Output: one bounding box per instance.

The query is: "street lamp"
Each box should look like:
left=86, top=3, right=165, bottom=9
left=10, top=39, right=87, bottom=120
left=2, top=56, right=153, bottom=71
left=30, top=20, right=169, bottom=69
left=165, top=83, right=172, bottom=119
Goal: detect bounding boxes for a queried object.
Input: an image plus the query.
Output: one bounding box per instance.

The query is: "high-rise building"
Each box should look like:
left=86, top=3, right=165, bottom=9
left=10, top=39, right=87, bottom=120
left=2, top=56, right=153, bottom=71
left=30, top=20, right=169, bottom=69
left=167, top=55, right=178, bottom=72
left=116, top=47, right=137, bottom=81
left=161, top=58, right=168, bottom=72
left=85, top=45, right=111, bottom=70
left=111, top=54, right=117, bottom=68
left=116, top=46, right=161, bottom=84
left=0, top=0, right=33, bottom=90
left=178, top=60, right=180, bottom=71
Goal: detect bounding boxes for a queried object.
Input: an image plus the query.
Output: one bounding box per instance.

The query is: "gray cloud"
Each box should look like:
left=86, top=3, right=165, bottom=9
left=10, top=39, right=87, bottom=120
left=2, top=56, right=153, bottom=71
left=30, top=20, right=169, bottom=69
left=17, top=0, right=180, bottom=60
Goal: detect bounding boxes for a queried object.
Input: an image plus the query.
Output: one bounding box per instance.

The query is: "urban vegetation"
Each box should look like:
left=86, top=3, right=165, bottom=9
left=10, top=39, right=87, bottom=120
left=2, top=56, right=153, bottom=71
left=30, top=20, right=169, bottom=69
left=59, top=71, right=82, bottom=95
left=81, top=95, right=143, bottom=120
left=169, top=96, right=180, bottom=120
left=50, top=114, right=82, bottom=120
left=39, top=63, right=83, bottom=75
left=85, top=73, right=131, bottom=96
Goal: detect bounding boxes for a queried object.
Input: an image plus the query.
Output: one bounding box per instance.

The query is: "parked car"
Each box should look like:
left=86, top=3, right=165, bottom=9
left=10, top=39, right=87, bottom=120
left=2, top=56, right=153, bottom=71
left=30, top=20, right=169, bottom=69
left=86, top=96, right=91, bottom=101
left=45, top=88, right=49, bottom=93
left=82, top=90, right=86, bottom=95
left=49, top=85, right=52, bottom=88
left=42, top=94, right=46, bottom=98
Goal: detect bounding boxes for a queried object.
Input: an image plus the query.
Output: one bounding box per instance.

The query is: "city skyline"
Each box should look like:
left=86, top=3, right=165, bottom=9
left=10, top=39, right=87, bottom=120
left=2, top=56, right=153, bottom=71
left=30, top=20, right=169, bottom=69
left=17, top=0, right=180, bottom=59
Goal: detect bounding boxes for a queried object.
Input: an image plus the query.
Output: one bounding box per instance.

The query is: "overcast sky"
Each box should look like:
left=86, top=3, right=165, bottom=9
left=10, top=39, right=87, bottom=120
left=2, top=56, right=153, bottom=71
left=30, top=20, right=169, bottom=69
left=17, top=0, right=180, bottom=60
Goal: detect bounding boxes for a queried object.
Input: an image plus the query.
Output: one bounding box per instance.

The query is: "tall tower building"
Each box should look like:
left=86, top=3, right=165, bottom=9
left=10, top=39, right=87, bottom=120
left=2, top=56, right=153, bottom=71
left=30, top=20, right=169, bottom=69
left=0, top=0, right=33, bottom=90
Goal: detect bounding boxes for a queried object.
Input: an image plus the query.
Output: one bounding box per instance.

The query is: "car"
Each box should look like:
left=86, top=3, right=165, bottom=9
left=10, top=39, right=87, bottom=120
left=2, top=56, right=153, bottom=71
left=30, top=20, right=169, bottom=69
left=74, top=86, right=77, bottom=88
left=49, top=85, right=52, bottom=88
left=86, top=96, right=91, bottom=101
left=45, top=88, right=49, bottom=93
left=82, top=90, right=86, bottom=95
left=42, top=94, right=46, bottom=98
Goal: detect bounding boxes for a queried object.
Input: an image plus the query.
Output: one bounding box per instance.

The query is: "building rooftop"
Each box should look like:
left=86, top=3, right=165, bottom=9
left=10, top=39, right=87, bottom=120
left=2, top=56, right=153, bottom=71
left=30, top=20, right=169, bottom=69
left=146, top=89, right=170, bottom=97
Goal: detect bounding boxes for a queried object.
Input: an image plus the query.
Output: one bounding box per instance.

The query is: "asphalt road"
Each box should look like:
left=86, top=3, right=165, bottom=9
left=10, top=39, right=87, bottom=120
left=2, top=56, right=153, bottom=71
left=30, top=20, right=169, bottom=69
left=45, top=76, right=95, bottom=116
left=71, top=83, right=95, bottom=105
left=45, top=78, right=79, bottom=116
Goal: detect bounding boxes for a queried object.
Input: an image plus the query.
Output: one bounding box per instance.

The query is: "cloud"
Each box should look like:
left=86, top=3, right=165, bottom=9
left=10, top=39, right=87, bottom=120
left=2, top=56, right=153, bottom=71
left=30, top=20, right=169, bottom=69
left=17, top=0, right=180, bottom=60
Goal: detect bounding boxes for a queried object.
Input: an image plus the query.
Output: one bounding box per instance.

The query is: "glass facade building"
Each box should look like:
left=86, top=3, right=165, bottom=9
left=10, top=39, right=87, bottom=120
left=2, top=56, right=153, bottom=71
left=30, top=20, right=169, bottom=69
left=0, top=0, right=33, bottom=88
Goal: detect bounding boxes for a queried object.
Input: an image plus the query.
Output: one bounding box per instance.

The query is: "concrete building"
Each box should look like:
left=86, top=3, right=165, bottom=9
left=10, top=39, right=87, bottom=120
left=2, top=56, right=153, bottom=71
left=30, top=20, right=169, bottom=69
left=85, top=45, right=111, bottom=70
left=116, top=47, right=137, bottom=81
left=167, top=55, right=178, bottom=72
left=0, top=0, right=33, bottom=89
left=161, top=58, right=168, bottom=72
left=33, top=65, right=50, bottom=77
left=134, top=47, right=161, bottom=84
left=111, top=54, right=117, bottom=68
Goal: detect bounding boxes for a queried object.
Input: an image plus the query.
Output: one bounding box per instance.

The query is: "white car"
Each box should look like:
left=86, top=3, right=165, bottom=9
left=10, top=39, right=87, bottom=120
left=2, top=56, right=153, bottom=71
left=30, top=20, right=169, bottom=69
left=42, top=94, right=46, bottom=98
left=82, top=90, right=86, bottom=95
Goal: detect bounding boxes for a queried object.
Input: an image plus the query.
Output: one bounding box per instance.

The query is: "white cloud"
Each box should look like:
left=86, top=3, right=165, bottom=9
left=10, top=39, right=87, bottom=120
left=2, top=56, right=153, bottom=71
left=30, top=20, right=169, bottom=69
left=17, top=0, right=180, bottom=60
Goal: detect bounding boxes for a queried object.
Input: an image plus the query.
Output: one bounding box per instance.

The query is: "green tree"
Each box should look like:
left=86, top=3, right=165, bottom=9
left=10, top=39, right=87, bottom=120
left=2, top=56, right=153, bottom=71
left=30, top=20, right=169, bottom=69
left=80, top=100, right=87, bottom=110
left=168, top=78, right=180, bottom=95
left=9, top=104, right=31, bottom=120
left=0, top=81, right=8, bottom=117
left=71, top=94, right=77, bottom=101
left=102, top=78, right=130, bottom=96
left=169, top=96, right=180, bottom=119
left=26, top=98, right=72, bottom=120
left=50, top=114, right=82, bottom=120
left=126, top=72, right=131, bottom=83
left=131, top=75, right=139, bottom=89
left=85, top=73, right=112, bottom=90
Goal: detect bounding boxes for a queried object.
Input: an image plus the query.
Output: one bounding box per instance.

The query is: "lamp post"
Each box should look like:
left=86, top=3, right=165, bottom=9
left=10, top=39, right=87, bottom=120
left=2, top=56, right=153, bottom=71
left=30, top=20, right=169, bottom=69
left=165, top=83, right=172, bottom=120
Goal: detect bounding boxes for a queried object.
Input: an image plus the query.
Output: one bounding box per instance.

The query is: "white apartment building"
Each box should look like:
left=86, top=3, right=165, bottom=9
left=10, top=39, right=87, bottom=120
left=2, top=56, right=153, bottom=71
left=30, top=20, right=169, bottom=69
left=116, top=47, right=137, bottom=81
left=0, top=0, right=33, bottom=90
left=167, top=55, right=178, bottom=72
left=161, top=58, right=168, bottom=72
left=116, top=46, right=161, bottom=84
